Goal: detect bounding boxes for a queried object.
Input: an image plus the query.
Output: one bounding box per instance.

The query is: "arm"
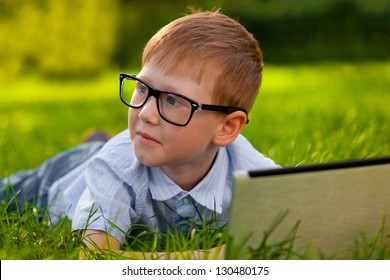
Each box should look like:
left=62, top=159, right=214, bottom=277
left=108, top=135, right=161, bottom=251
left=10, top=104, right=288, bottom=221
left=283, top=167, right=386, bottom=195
left=80, top=229, right=225, bottom=260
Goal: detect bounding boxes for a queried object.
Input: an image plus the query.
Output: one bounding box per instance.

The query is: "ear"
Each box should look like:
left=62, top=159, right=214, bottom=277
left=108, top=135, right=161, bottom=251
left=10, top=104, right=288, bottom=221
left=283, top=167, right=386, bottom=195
left=213, top=111, right=247, bottom=147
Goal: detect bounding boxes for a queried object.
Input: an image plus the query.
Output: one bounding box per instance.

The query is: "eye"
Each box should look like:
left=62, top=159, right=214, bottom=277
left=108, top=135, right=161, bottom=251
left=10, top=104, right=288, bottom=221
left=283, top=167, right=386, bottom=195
left=136, top=82, right=148, bottom=94
left=166, top=94, right=179, bottom=105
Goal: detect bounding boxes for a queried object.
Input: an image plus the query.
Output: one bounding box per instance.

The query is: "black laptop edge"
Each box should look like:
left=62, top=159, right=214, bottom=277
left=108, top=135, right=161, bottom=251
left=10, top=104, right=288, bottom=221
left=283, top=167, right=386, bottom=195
left=248, top=156, right=390, bottom=177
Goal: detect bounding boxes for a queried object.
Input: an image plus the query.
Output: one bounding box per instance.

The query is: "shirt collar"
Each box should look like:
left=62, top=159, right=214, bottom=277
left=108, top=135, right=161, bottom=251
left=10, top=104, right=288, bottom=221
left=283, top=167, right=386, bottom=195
left=149, top=167, right=183, bottom=201
left=148, top=147, right=229, bottom=214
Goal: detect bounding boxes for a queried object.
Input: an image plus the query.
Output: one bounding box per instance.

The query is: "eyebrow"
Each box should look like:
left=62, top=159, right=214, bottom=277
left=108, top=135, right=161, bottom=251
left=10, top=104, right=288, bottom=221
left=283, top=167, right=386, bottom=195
left=136, top=75, right=191, bottom=98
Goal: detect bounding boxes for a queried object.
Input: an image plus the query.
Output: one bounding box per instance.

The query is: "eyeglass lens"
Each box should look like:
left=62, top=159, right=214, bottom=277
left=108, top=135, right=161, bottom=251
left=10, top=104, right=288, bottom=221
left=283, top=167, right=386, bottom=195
left=121, top=78, right=194, bottom=126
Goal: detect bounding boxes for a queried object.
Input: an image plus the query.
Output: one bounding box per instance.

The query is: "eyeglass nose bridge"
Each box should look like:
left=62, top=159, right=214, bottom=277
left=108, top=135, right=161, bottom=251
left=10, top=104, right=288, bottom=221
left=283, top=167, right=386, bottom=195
left=137, top=86, right=160, bottom=107
left=139, top=87, right=188, bottom=127
left=136, top=89, right=163, bottom=121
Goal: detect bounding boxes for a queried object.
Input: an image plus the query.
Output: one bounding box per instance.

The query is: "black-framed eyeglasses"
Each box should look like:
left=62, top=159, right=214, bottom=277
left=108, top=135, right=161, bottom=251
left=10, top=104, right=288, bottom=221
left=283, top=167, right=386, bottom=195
left=120, top=74, right=249, bottom=127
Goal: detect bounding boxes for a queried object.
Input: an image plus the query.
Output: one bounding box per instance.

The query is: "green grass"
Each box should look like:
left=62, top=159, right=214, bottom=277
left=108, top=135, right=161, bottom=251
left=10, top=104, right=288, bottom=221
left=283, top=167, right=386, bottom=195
left=1, top=61, right=389, bottom=259
left=0, top=200, right=82, bottom=259
left=243, top=61, right=390, bottom=166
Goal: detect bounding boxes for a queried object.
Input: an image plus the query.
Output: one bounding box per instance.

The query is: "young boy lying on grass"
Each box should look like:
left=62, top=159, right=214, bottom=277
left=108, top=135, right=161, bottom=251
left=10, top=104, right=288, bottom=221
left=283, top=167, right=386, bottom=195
left=0, top=10, right=278, bottom=259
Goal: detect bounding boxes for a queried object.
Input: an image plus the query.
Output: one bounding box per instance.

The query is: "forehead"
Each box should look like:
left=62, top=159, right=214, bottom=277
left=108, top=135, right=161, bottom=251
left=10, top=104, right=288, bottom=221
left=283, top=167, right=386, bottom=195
left=147, top=51, right=218, bottom=82
left=138, top=61, right=215, bottom=103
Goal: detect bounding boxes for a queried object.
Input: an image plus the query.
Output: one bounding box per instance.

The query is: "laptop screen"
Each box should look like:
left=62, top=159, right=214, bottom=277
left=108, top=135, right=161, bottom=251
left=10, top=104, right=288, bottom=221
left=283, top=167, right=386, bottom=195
left=228, top=156, right=390, bottom=259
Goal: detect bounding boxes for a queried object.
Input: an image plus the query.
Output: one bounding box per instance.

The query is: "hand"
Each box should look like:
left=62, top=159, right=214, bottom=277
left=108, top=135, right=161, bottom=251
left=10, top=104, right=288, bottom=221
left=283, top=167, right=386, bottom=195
left=80, top=229, right=226, bottom=260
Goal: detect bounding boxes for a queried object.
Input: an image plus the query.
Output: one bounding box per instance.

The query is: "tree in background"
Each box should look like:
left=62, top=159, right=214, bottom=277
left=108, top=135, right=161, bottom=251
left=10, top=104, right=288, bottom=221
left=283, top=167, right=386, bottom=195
left=1, top=0, right=388, bottom=79
left=0, top=0, right=118, bottom=78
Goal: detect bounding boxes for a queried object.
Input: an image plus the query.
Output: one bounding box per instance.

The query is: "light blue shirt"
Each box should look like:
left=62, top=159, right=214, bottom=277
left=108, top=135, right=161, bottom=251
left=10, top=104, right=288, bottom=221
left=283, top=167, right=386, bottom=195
left=49, top=130, right=278, bottom=244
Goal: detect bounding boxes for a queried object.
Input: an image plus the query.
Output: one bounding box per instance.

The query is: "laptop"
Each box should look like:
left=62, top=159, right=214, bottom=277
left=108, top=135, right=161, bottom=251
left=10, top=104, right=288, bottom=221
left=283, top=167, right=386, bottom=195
left=227, top=156, right=390, bottom=259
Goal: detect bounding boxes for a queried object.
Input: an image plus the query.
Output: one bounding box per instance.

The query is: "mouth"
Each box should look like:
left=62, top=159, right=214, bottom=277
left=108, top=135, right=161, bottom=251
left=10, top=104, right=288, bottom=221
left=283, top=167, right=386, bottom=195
left=137, top=131, right=160, bottom=145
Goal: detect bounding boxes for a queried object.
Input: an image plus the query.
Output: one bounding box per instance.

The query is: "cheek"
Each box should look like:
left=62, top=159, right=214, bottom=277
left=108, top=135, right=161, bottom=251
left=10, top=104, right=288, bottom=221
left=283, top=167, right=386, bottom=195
left=128, top=109, right=137, bottom=135
left=166, top=124, right=211, bottom=151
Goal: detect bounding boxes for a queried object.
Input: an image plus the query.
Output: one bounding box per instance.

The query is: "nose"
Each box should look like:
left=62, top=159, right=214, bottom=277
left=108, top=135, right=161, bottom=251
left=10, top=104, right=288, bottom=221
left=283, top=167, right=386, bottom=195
left=138, top=96, right=160, bottom=125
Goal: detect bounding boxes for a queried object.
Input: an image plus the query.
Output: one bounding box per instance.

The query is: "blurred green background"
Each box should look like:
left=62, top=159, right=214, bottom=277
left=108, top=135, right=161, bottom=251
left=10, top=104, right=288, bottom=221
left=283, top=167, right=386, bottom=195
left=1, top=0, right=389, bottom=176
left=1, top=0, right=389, bottom=78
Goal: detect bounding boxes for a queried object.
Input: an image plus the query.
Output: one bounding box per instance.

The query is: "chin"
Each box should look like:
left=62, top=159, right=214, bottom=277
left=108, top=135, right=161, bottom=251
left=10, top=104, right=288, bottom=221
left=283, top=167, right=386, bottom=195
left=133, top=151, right=160, bottom=167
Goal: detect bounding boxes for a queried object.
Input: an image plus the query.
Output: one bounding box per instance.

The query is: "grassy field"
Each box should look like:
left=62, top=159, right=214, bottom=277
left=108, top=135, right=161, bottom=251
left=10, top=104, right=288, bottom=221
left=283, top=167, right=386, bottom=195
left=1, top=61, right=389, bottom=259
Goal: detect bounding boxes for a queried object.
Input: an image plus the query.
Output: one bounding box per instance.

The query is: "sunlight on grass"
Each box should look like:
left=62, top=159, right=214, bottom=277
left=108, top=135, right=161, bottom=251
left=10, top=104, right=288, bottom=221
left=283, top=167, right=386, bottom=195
left=1, top=61, right=389, bottom=170
left=1, top=70, right=121, bottom=103
left=243, top=61, right=390, bottom=166
left=1, top=61, right=389, bottom=169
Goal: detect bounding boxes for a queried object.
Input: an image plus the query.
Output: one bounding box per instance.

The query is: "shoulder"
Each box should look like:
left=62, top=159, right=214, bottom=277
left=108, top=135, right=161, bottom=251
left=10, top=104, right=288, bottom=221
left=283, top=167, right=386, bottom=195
left=98, top=130, right=132, bottom=159
left=227, top=134, right=279, bottom=171
left=96, top=130, right=137, bottom=168
left=73, top=131, right=149, bottom=241
left=86, top=130, right=148, bottom=188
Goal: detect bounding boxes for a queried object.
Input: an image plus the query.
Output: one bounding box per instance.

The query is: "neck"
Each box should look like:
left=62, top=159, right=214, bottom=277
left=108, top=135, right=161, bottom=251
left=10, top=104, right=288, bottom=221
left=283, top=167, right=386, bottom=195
left=161, top=149, right=219, bottom=191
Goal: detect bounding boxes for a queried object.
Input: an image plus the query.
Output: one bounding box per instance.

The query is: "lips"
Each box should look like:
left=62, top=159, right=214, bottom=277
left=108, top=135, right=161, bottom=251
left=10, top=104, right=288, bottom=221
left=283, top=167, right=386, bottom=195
left=137, top=131, right=160, bottom=145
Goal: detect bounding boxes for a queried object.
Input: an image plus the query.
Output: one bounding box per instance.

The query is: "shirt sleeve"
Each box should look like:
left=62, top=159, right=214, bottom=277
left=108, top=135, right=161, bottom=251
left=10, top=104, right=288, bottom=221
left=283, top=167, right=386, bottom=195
left=230, top=134, right=281, bottom=171
left=71, top=155, right=137, bottom=244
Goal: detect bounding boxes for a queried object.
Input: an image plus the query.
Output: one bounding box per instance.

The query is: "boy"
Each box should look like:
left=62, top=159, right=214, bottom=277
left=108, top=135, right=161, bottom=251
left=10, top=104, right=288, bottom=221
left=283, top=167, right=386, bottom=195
left=1, top=10, right=278, bottom=258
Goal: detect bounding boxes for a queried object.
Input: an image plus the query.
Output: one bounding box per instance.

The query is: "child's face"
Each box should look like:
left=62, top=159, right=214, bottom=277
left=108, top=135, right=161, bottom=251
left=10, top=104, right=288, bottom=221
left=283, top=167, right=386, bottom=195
left=128, top=62, right=224, bottom=171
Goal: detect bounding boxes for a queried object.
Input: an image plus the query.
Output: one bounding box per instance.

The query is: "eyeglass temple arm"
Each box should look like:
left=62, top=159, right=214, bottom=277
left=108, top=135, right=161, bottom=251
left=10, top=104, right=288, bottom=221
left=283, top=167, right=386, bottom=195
left=200, top=104, right=249, bottom=124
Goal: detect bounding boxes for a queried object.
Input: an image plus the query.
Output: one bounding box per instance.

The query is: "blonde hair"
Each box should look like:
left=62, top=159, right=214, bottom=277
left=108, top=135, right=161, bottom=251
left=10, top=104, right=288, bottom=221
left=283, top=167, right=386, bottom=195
left=142, top=11, right=263, bottom=112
